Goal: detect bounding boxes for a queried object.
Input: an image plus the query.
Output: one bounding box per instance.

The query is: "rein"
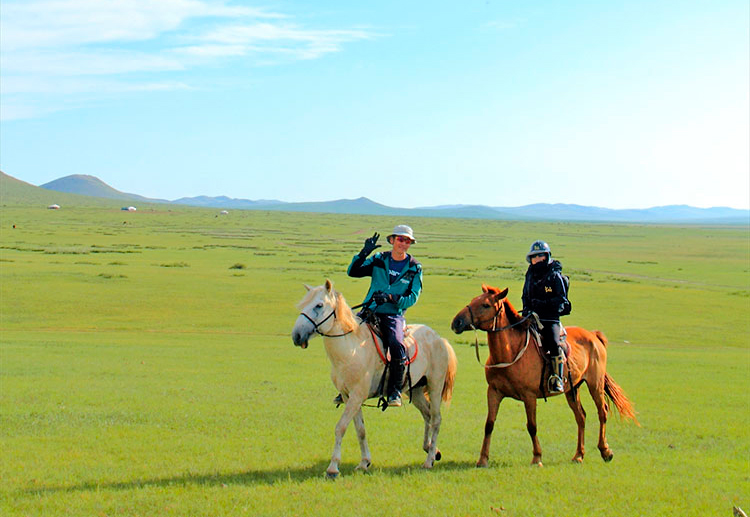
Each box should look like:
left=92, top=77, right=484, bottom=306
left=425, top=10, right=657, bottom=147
left=465, top=304, right=535, bottom=369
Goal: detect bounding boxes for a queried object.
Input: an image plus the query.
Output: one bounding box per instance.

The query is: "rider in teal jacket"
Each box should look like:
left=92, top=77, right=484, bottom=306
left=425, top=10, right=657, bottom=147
left=347, top=250, right=423, bottom=315
left=346, top=225, right=423, bottom=407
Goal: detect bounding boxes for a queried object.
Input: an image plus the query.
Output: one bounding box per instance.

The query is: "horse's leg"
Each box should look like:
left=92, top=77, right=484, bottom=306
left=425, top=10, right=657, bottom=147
left=587, top=380, right=614, bottom=462
left=410, top=388, right=435, bottom=462
left=326, top=397, right=363, bottom=478
left=523, top=395, right=543, bottom=466
left=477, top=386, right=503, bottom=468
left=352, top=408, right=372, bottom=472
left=422, top=380, right=446, bottom=469
left=565, top=386, right=587, bottom=462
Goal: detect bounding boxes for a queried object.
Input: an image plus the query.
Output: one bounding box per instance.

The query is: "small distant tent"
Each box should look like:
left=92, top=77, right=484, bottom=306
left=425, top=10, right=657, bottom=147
left=47, top=204, right=60, bottom=209
left=220, top=210, right=229, bottom=215
left=121, top=206, right=137, bottom=212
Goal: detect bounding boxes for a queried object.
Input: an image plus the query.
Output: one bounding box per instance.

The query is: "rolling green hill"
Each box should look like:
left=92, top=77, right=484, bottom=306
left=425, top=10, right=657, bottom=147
left=39, top=174, right=165, bottom=203
left=0, top=172, right=160, bottom=209
left=1, top=171, right=115, bottom=208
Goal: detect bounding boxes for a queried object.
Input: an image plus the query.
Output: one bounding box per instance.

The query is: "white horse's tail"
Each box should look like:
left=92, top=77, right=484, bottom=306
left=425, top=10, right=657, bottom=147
left=441, top=338, right=458, bottom=404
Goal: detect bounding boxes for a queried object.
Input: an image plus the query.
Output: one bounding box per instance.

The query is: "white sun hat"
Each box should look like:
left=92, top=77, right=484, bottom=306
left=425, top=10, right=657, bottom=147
left=387, top=224, right=416, bottom=243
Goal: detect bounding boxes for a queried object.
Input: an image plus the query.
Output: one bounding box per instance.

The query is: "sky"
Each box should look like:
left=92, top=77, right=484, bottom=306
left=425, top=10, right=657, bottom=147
left=1, top=0, right=748, bottom=209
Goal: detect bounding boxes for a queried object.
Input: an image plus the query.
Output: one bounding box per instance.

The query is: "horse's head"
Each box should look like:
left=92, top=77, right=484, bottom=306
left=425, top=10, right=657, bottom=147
left=292, top=279, right=358, bottom=348
left=451, top=284, right=512, bottom=334
left=292, top=279, right=337, bottom=348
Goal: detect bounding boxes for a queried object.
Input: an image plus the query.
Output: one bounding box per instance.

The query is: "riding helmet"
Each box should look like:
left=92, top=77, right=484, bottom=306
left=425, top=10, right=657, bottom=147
left=526, top=240, right=551, bottom=263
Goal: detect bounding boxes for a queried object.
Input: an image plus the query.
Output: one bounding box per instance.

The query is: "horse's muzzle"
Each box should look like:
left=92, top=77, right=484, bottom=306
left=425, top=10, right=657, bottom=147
left=451, top=316, right=468, bottom=334
left=292, top=330, right=309, bottom=349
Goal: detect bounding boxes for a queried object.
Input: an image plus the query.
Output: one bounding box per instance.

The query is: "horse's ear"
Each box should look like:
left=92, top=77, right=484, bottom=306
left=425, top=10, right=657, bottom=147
left=325, top=278, right=333, bottom=292
left=482, top=284, right=490, bottom=293
left=497, top=288, right=509, bottom=299
left=483, top=284, right=502, bottom=295
left=303, top=284, right=312, bottom=291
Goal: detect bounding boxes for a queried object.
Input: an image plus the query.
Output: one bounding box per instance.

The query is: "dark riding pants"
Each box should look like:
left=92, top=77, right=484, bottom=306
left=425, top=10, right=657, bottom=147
left=377, top=314, right=406, bottom=397
left=539, top=319, right=562, bottom=356
left=377, top=314, right=406, bottom=364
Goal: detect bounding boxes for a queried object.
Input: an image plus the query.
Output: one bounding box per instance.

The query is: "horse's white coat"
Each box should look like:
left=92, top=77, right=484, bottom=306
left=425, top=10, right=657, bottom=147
left=292, top=280, right=457, bottom=478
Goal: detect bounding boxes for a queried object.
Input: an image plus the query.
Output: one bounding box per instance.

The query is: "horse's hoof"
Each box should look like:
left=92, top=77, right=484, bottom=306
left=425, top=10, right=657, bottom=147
left=435, top=450, right=442, bottom=462
left=355, top=461, right=371, bottom=472
left=325, top=471, right=339, bottom=480
left=476, top=460, right=489, bottom=468
left=602, top=450, right=614, bottom=462
left=422, top=460, right=434, bottom=469
left=571, top=456, right=584, bottom=464
left=531, top=460, right=543, bottom=467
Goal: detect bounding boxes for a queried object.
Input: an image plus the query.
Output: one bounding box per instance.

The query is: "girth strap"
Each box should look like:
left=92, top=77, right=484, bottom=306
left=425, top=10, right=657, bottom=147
left=368, top=325, right=418, bottom=365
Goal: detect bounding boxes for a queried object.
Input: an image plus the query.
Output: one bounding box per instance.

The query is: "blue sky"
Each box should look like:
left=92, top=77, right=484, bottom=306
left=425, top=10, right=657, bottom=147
left=1, top=0, right=748, bottom=209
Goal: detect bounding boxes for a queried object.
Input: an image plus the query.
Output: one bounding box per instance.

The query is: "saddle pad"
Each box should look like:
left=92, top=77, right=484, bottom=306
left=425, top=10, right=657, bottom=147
left=367, top=323, right=418, bottom=365
left=531, top=326, right=570, bottom=358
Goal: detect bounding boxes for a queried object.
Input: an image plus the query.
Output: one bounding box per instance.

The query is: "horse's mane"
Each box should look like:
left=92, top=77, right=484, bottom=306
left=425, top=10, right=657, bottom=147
left=503, top=298, right=523, bottom=325
left=334, top=290, right=360, bottom=334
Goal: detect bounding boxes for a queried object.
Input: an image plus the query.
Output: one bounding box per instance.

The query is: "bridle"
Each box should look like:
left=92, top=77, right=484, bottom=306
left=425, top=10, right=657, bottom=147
left=299, top=296, right=367, bottom=338
left=464, top=301, right=531, bottom=333
left=463, top=300, right=534, bottom=369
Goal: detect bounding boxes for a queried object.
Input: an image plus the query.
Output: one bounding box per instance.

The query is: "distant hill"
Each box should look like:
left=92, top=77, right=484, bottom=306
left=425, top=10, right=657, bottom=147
left=40, top=174, right=166, bottom=203
left=171, top=195, right=282, bottom=208
left=6, top=171, right=749, bottom=224
left=474, top=203, right=749, bottom=224
left=0, top=171, right=120, bottom=207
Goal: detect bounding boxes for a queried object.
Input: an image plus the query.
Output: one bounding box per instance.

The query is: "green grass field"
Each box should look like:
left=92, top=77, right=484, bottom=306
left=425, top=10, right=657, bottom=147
left=1, top=201, right=748, bottom=516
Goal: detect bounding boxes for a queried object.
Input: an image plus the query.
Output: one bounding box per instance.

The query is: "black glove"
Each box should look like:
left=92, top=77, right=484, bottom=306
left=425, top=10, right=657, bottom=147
left=359, top=232, right=381, bottom=258
left=373, top=292, right=400, bottom=305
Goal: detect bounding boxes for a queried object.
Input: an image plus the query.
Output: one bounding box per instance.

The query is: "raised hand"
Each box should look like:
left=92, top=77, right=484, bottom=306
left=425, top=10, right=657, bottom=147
left=360, top=232, right=381, bottom=257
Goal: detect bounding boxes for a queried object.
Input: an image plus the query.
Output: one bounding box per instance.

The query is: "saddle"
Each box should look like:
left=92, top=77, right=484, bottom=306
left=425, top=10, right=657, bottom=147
left=358, top=312, right=421, bottom=410
left=529, top=323, right=570, bottom=358
left=358, top=308, right=418, bottom=365
left=365, top=322, right=418, bottom=365
left=530, top=324, right=573, bottom=399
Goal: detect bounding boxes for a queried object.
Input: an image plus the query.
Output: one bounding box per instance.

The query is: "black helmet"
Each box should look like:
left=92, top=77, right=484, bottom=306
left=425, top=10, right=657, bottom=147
left=526, top=240, right=551, bottom=263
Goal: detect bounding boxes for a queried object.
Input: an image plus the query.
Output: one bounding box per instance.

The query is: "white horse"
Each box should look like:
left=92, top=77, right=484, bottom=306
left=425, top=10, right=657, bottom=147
left=291, top=279, right=458, bottom=478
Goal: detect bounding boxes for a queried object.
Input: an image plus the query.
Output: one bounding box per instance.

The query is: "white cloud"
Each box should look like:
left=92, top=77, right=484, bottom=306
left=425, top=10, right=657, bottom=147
left=0, top=0, right=373, bottom=120
left=0, top=0, right=273, bottom=50
left=177, top=23, right=374, bottom=61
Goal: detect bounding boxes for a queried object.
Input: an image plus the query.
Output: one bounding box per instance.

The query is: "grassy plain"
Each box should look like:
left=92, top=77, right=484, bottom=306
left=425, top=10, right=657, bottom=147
left=1, top=202, right=748, bottom=516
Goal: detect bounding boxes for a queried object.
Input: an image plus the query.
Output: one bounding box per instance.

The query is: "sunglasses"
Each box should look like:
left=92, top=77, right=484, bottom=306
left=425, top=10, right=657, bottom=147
left=394, top=236, right=413, bottom=243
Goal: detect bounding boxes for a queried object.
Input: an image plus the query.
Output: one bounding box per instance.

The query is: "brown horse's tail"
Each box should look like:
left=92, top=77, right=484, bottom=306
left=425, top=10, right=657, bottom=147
left=604, top=373, right=640, bottom=426
left=441, top=338, right=458, bottom=404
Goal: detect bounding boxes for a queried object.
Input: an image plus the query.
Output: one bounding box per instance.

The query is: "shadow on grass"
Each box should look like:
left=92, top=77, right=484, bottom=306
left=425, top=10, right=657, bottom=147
left=23, top=459, right=478, bottom=495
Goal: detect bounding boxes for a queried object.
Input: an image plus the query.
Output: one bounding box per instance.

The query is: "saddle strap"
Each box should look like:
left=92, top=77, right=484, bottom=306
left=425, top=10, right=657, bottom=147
left=368, top=325, right=418, bottom=365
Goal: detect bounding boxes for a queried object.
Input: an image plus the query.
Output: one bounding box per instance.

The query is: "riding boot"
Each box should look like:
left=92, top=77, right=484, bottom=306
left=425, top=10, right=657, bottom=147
left=548, top=353, right=565, bottom=394
left=386, top=361, right=404, bottom=407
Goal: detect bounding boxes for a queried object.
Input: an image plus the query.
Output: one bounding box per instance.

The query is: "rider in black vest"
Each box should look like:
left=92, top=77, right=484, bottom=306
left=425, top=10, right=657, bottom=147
left=521, top=240, right=570, bottom=394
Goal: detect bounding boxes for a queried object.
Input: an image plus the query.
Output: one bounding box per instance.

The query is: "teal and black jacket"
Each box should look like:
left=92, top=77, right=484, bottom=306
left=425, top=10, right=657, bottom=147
left=347, top=251, right=423, bottom=316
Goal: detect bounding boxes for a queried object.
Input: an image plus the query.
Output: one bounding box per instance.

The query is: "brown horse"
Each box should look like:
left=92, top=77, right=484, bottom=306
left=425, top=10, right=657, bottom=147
left=451, top=285, right=637, bottom=467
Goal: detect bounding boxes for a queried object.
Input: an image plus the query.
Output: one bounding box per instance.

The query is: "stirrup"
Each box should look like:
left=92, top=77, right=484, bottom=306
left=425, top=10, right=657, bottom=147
left=547, top=375, right=564, bottom=393
left=333, top=393, right=343, bottom=406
